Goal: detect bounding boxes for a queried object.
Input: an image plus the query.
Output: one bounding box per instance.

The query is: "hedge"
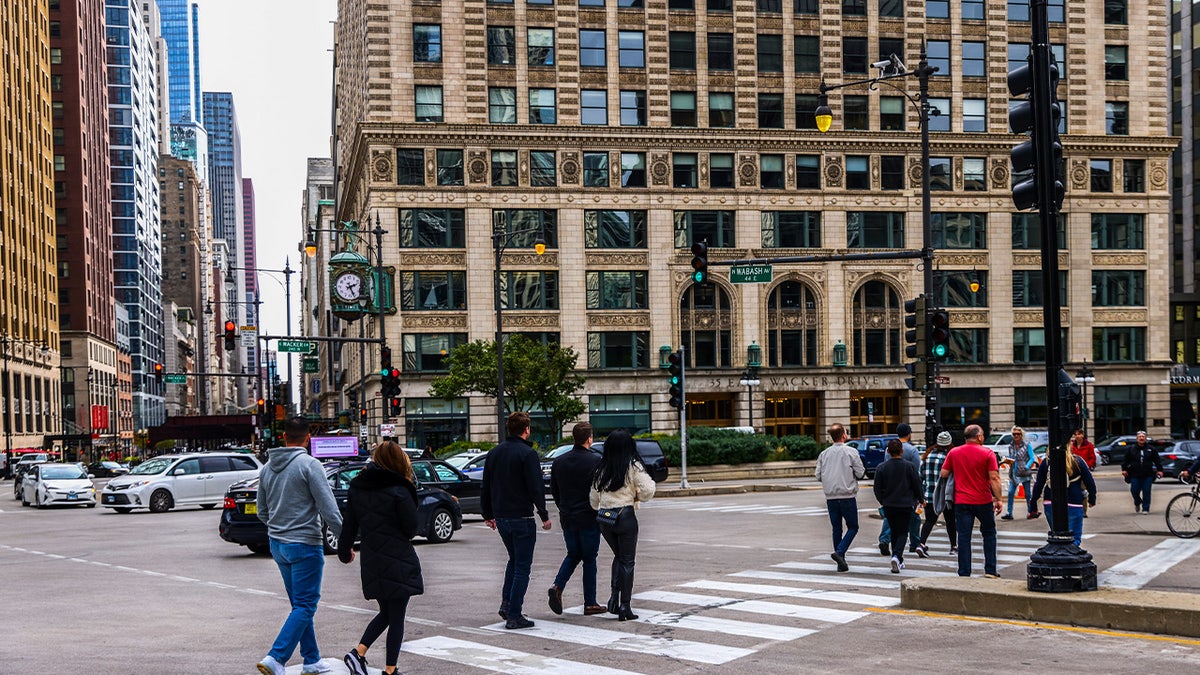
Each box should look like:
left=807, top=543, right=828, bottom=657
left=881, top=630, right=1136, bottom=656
left=640, top=428, right=821, bottom=467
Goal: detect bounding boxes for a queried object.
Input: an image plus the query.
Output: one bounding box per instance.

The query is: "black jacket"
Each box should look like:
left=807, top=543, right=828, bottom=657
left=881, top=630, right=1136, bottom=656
left=1122, top=443, right=1163, bottom=478
left=480, top=436, right=549, bottom=521
left=338, top=464, right=424, bottom=600
left=873, top=456, right=924, bottom=509
left=550, top=445, right=602, bottom=530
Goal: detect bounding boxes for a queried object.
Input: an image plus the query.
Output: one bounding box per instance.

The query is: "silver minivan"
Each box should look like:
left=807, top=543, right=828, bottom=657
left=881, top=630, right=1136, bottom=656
left=100, top=453, right=261, bottom=513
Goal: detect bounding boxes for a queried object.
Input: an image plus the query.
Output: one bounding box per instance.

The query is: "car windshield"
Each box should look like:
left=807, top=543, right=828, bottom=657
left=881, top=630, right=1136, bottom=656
left=41, top=466, right=87, bottom=480
left=445, top=454, right=479, bottom=468
left=130, top=458, right=173, bottom=475
left=541, top=445, right=573, bottom=461
left=984, top=434, right=1004, bottom=445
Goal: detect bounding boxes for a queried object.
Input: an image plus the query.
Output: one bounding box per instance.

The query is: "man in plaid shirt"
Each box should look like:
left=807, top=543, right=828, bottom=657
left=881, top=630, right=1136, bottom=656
left=918, top=431, right=957, bottom=554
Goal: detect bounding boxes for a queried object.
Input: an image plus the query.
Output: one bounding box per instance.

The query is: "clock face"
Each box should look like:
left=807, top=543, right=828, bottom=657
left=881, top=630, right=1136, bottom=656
left=334, top=271, right=364, bottom=302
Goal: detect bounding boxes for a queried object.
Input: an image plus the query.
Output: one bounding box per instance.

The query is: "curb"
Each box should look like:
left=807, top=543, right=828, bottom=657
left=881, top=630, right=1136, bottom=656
left=656, top=483, right=804, bottom=498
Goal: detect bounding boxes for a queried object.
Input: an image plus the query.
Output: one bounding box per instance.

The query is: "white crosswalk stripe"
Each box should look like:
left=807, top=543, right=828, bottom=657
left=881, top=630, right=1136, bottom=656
left=633, top=589, right=869, bottom=623
left=404, top=636, right=646, bottom=674
left=728, top=568, right=902, bottom=589
left=562, top=605, right=817, bottom=641
left=678, top=579, right=900, bottom=606
left=479, top=618, right=756, bottom=665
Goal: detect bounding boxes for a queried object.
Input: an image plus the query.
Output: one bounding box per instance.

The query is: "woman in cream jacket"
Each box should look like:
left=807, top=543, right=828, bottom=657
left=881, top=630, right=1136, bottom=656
left=589, top=429, right=656, bottom=620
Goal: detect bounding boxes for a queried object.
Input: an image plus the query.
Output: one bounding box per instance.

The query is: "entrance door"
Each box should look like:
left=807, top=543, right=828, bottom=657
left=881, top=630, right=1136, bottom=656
left=763, top=393, right=819, bottom=438
left=849, top=390, right=901, bottom=438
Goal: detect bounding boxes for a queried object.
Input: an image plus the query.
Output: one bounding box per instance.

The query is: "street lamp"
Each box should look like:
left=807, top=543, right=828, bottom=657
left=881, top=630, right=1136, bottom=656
left=739, top=342, right=762, bottom=431
left=492, top=219, right=547, bottom=439
left=1075, top=362, right=1095, bottom=440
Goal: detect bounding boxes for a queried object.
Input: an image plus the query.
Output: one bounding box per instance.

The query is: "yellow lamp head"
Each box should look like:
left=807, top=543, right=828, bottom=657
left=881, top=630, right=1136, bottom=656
left=534, top=236, right=547, bottom=255
left=814, top=90, right=832, bottom=133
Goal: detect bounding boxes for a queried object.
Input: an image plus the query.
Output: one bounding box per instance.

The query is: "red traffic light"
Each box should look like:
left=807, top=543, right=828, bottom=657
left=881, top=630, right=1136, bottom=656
left=224, top=320, right=236, bottom=333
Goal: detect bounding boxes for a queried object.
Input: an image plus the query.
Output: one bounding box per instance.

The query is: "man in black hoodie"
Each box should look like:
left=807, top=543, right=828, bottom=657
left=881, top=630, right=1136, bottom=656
left=873, top=439, right=925, bottom=574
left=548, top=422, right=604, bottom=616
left=481, top=411, right=552, bottom=629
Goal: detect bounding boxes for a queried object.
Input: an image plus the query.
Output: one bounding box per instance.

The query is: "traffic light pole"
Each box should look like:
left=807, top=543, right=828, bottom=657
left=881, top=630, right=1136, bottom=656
left=678, top=347, right=689, bottom=490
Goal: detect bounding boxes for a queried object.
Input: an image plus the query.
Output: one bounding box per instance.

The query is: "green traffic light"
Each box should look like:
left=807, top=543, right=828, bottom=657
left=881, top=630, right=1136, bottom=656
left=931, top=344, right=947, bottom=358
left=380, top=368, right=389, bottom=376
left=668, top=375, right=680, bottom=385
left=692, top=271, right=706, bottom=283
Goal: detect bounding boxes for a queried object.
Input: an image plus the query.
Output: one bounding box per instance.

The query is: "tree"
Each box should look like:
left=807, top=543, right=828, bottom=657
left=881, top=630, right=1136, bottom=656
left=429, top=334, right=587, bottom=440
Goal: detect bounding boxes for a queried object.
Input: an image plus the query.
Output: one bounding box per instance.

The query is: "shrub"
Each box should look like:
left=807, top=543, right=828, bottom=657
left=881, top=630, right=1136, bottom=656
left=436, top=439, right=491, bottom=459
left=779, top=435, right=821, bottom=460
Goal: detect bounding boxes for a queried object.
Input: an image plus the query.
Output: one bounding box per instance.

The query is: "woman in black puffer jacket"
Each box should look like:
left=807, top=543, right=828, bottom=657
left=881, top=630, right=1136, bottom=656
left=338, top=441, right=423, bottom=675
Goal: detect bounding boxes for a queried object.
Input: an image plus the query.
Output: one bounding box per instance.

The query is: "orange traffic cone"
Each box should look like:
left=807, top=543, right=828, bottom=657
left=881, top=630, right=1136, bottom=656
left=1016, top=483, right=1026, bottom=499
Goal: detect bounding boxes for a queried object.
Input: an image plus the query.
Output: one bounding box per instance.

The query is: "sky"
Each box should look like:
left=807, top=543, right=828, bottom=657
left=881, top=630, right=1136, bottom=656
left=195, top=0, right=337, bottom=367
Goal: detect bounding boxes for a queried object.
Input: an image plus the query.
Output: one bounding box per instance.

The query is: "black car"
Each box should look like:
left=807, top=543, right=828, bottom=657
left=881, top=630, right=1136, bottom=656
left=87, top=461, right=130, bottom=478
left=1099, top=436, right=1173, bottom=467
left=540, top=439, right=669, bottom=490
left=218, top=461, right=463, bottom=555
left=410, top=459, right=483, bottom=514
left=1160, top=440, right=1199, bottom=481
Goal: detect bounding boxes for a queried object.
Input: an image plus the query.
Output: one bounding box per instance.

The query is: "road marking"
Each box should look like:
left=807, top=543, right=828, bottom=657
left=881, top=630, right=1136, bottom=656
left=680, top=579, right=899, bottom=606
left=404, top=636, right=647, bottom=674
left=842, top=551, right=1030, bottom=565
left=480, top=618, right=755, bottom=665
left=326, top=603, right=375, bottom=615
left=869, top=607, right=1200, bottom=646
left=408, top=617, right=445, bottom=627
left=729, top=569, right=899, bottom=590
left=204, top=581, right=237, bottom=589
left=773, top=561, right=948, bottom=578
left=766, top=547, right=809, bottom=553
left=633, top=590, right=868, bottom=624
left=562, top=604, right=816, bottom=641
left=1097, top=538, right=1200, bottom=589
left=45, top=553, right=65, bottom=559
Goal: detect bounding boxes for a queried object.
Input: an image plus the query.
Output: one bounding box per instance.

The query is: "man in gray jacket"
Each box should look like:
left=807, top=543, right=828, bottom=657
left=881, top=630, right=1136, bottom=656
left=815, top=422, right=865, bottom=572
left=255, top=417, right=343, bottom=675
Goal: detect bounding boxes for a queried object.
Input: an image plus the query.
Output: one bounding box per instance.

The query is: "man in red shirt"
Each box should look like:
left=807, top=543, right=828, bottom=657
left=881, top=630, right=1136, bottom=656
left=940, top=424, right=1002, bottom=578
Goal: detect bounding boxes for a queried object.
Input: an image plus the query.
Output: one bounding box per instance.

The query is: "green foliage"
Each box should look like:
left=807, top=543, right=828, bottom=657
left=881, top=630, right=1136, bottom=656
left=777, top=435, right=822, bottom=460
left=652, top=428, right=776, bottom=466
left=436, top=440, right=491, bottom=459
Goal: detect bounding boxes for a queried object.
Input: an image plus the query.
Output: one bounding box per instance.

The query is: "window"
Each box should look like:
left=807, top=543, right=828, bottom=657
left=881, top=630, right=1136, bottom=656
left=1048, top=0, right=1064, bottom=22
left=928, top=97, right=950, bottom=131
left=528, top=28, right=555, bottom=66
left=488, top=26, right=516, bottom=65
left=963, top=158, right=986, bottom=191
left=585, top=210, right=646, bottom=248
left=759, top=93, right=784, bottom=128
left=961, top=0, right=984, bottom=19
left=618, top=0, right=644, bottom=6
left=761, top=154, right=785, bottom=189
left=530, top=151, right=557, bottom=186
left=489, top=87, right=517, bottom=123
left=881, top=156, right=905, bottom=190
left=491, top=150, right=518, bottom=186
left=1093, top=327, right=1145, bottom=363
left=621, top=152, right=646, bottom=187
left=933, top=270, right=988, bottom=308
left=436, top=150, right=463, bottom=186
left=580, top=30, right=606, bottom=67
left=796, top=155, right=820, bottom=189
left=710, top=92, right=735, bottom=127
left=581, top=0, right=603, bottom=6
left=1124, top=159, right=1145, bottom=192
left=757, top=0, right=782, bottom=10
left=397, top=149, right=424, bottom=185
left=710, top=154, right=735, bottom=189
left=1106, top=101, right=1129, bottom=135
left=415, top=86, right=443, bottom=122
left=879, top=0, right=901, bottom=17
left=587, top=332, right=650, bottom=369
left=502, top=271, right=558, bottom=310
left=928, top=40, right=950, bottom=76
left=1091, top=159, right=1113, bottom=192
left=583, top=152, right=609, bottom=187
left=674, top=210, right=736, bottom=247
left=932, top=212, right=986, bottom=248
left=1013, top=270, right=1068, bottom=308
left=581, top=89, right=607, bottom=125
left=843, top=0, right=865, bottom=15
left=795, top=0, right=817, bottom=13
left=399, top=209, right=466, bottom=248
left=618, top=31, right=644, bottom=68
left=845, top=156, right=869, bottom=190
left=680, top=285, right=734, bottom=368
left=847, top=212, right=904, bottom=248
left=709, top=0, right=733, bottom=10
left=403, top=333, right=466, bottom=372
left=1014, top=328, right=1052, bottom=363
left=529, top=89, right=557, bottom=124
left=843, top=37, right=868, bottom=73
left=758, top=34, right=783, bottom=73
left=401, top=272, right=467, bottom=310
left=880, top=97, right=905, bottom=130
left=949, top=329, right=988, bottom=364
left=852, top=280, right=902, bottom=366
left=586, top=271, right=648, bottom=309
left=762, top=211, right=821, bottom=248
left=708, top=33, right=734, bottom=70
left=670, top=32, right=696, bottom=69
left=926, top=0, right=948, bottom=18
left=1092, top=214, right=1142, bottom=249
left=962, top=41, right=985, bottom=77
left=1012, top=213, right=1067, bottom=250
left=620, top=90, right=646, bottom=126
left=1105, top=46, right=1127, bottom=80
left=929, top=157, right=951, bottom=190
left=844, top=96, right=869, bottom=130
left=414, top=25, right=442, bottom=63
left=674, top=153, right=698, bottom=188
left=795, top=36, right=819, bottom=74
left=1106, top=0, right=1127, bottom=24
left=671, top=92, right=697, bottom=126
left=1093, top=271, right=1145, bottom=306
left=795, top=94, right=819, bottom=130
left=494, top=209, right=558, bottom=249
left=962, top=100, right=985, bottom=133
left=1007, top=0, right=1028, bottom=20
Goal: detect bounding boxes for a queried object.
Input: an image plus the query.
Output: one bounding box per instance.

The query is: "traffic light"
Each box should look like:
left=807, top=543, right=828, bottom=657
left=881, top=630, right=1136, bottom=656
left=903, top=296, right=927, bottom=392
left=1057, top=367, right=1082, bottom=432
left=153, top=362, right=164, bottom=383
left=1008, top=52, right=1063, bottom=212
left=256, top=398, right=266, bottom=424
left=690, top=242, right=708, bottom=284
left=389, top=396, right=403, bottom=417
left=928, top=308, right=950, bottom=361
left=666, top=349, right=685, bottom=410
left=359, top=407, right=368, bottom=423
left=223, top=320, right=236, bottom=350
left=381, top=367, right=401, bottom=398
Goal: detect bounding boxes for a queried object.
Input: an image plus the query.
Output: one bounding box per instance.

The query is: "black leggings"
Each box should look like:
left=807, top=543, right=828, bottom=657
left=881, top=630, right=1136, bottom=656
left=359, top=595, right=411, bottom=667
left=599, top=508, right=638, bottom=606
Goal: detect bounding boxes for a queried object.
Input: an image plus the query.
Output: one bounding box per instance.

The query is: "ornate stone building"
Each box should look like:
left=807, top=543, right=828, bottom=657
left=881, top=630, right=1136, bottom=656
left=330, top=0, right=1175, bottom=448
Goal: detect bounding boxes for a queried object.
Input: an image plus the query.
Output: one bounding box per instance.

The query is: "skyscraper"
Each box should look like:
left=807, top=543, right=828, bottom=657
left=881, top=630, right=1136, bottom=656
left=157, top=0, right=201, bottom=126
left=242, top=177, right=260, bottom=394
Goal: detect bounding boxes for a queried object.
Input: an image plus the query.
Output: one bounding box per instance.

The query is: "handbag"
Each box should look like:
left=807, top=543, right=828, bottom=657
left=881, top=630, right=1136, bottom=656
left=932, top=473, right=955, bottom=514
left=596, top=506, right=623, bottom=526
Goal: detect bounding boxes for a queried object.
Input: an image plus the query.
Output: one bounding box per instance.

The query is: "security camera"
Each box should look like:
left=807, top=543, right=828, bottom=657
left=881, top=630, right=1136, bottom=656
left=871, top=59, right=892, bottom=70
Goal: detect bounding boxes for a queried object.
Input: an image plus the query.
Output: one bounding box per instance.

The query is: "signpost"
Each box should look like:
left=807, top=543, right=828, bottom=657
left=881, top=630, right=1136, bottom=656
left=379, top=423, right=396, bottom=437
left=302, top=357, right=319, bottom=373
left=934, top=375, right=951, bottom=384
left=278, top=340, right=315, bottom=353
left=165, top=374, right=187, bottom=385
left=730, top=264, right=772, bottom=284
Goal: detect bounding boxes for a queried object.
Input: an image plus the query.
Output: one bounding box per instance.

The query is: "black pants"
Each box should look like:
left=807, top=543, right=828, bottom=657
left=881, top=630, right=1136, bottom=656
left=599, top=507, right=638, bottom=606
left=359, top=595, right=411, bottom=667
left=919, top=504, right=957, bottom=549
left=882, top=506, right=912, bottom=560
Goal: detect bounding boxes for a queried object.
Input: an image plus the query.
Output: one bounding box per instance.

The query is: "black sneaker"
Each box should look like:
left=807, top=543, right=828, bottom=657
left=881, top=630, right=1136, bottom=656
left=830, top=552, right=849, bottom=572
left=343, top=650, right=369, bottom=675
left=505, top=615, right=535, bottom=630
left=498, top=601, right=509, bottom=620
left=879, top=542, right=890, bottom=556
left=547, top=585, right=563, bottom=615
left=914, top=544, right=929, bottom=559
left=1000, top=514, right=1014, bottom=520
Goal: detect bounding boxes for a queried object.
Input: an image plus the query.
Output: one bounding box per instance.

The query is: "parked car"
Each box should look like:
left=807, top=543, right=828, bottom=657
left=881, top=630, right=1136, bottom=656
left=983, top=429, right=1050, bottom=463
left=218, top=460, right=463, bottom=554
left=100, top=452, right=262, bottom=513
left=87, top=461, right=130, bottom=478
left=540, top=438, right=669, bottom=490
left=444, top=451, right=488, bottom=480
left=410, top=459, right=483, bottom=514
left=1096, top=435, right=1142, bottom=465
left=846, top=435, right=898, bottom=478
left=1161, top=440, right=1200, bottom=481
left=20, top=463, right=96, bottom=508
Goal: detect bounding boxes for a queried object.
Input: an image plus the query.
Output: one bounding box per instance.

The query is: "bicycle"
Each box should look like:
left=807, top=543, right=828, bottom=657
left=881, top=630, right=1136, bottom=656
left=1165, top=477, right=1200, bottom=538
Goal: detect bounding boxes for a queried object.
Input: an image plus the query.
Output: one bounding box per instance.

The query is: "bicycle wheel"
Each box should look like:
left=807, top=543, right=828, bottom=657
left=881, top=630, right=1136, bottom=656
left=1165, top=490, right=1200, bottom=538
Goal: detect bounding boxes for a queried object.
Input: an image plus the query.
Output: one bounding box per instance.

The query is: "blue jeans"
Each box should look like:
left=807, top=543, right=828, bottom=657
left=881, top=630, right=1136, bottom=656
left=1042, top=502, right=1085, bottom=545
left=1007, top=473, right=1033, bottom=516
left=954, top=503, right=998, bottom=577
left=553, top=525, right=601, bottom=605
left=497, top=517, right=537, bottom=618
left=267, top=539, right=325, bottom=665
left=878, top=506, right=921, bottom=549
left=1129, top=475, right=1154, bottom=512
left=826, top=498, right=859, bottom=556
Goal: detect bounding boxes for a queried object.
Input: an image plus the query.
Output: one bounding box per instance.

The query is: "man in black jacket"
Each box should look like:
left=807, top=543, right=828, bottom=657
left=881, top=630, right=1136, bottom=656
left=481, top=411, right=552, bottom=630
left=548, top=422, right=604, bottom=617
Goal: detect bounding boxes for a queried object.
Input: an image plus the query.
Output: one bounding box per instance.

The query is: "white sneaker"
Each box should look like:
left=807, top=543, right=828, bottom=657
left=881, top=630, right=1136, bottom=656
left=302, top=660, right=333, bottom=674
left=256, top=656, right=285, bottom=675
left=890, top=556, right=900, bottom=573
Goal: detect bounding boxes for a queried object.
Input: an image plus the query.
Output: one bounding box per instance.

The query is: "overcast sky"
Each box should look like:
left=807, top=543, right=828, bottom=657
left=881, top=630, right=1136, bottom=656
left=196, top=0, right=336, bottom=355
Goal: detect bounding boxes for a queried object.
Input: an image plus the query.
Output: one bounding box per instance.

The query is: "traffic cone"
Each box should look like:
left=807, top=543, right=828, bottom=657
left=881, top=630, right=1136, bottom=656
left=1016, top=483, right=1025, bottom=499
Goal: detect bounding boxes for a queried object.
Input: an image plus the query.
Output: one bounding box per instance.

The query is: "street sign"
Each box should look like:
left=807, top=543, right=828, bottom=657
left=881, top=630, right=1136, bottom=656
left=240, top=334, right=256, bottom=348
left=240, top=325, right=257, bottom=332
left=730, top=264, right=772, bottom=284
left=379, top=423, right=396, bottom=437
left=934, top=375, right=951, bottom=384
left=278, top=340, right=315, bottom=353
left=165, top=374, right=187, bottom=384
left=302, top=357, right=319, bottom=373
left=359, top=425, right=368, bottom=437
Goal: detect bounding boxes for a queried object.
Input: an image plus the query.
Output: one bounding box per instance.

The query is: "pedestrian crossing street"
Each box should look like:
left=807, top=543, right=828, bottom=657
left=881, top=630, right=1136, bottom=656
left=398, top=530, right=1059, bottom=674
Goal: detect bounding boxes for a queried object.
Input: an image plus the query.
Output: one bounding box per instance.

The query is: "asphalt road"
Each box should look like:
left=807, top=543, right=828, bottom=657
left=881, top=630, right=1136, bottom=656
left=2, top=468, right=1198, bottom=674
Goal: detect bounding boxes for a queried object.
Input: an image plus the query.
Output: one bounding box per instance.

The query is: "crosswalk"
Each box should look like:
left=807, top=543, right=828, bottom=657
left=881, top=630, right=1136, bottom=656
left=399, top=530, right=1056, bottom=673
left=643, top=499, right=843, bottom=518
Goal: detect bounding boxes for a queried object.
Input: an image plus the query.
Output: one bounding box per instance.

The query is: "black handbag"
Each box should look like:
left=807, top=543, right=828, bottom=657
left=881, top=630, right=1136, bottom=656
left=596, top=506, right=623, bottom=526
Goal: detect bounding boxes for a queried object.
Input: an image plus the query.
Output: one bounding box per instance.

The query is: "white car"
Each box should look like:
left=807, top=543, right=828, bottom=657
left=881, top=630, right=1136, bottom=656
left=21, top=463, right=96, bottom=508
left=100, top=453, right=262, bottom=514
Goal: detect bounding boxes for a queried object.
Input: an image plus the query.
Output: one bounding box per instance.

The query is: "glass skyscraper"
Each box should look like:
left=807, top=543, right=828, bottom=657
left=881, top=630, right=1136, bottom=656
left=157, top=0, right=200, bottom=125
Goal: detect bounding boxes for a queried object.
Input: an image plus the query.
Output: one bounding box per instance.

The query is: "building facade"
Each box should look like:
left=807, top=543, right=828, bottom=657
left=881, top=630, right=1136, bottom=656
left=159, top=155, right=208, bottom=411
left=299, top=159, right=338, bottom=418
left=242, top=176, right=261, bottom=399
left=331, top=0, right=1175, bottom=448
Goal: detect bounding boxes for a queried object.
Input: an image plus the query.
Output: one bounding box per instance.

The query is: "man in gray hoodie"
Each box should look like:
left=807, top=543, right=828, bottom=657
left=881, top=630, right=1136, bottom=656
left=814, top=422, right=865, bottom=572
left=255, top=417, right=343, bottom=675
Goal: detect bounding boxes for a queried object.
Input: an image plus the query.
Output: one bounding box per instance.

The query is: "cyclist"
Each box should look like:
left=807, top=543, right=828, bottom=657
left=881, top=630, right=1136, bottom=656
left=1179, top=455, right=1200, bottom=483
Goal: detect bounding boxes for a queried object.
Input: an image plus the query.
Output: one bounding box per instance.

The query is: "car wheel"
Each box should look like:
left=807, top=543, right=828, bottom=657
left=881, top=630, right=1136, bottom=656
left=321, top=524, right=339, bottom=555
left=247, top=543, right=271, bottom=555
left=113, top=507, right=133, bottom=514
left=427, top=508, right=455, bottom=543
left=20, top=490, right=29, bottom=507
left=34, top=492, right=43, bottom=509
left=148, top=489, right=174, bottom=513
left=200, top=503, right=217, bottom=510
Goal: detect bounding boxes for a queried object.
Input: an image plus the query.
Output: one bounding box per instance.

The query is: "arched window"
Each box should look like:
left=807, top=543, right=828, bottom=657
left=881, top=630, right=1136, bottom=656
left=767, top=280, right=818, bottom=366
left=851, top=279, right=901, bottom=366
left=680, top=284, right=733, bottom=368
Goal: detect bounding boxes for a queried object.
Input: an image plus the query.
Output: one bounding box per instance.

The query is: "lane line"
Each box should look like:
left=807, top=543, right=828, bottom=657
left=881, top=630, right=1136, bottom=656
left=1097, top=538, right=1200, bottom=589
left=479, top=619, right=755, bottom=665
left=403, top=636, right=647, bottom=675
